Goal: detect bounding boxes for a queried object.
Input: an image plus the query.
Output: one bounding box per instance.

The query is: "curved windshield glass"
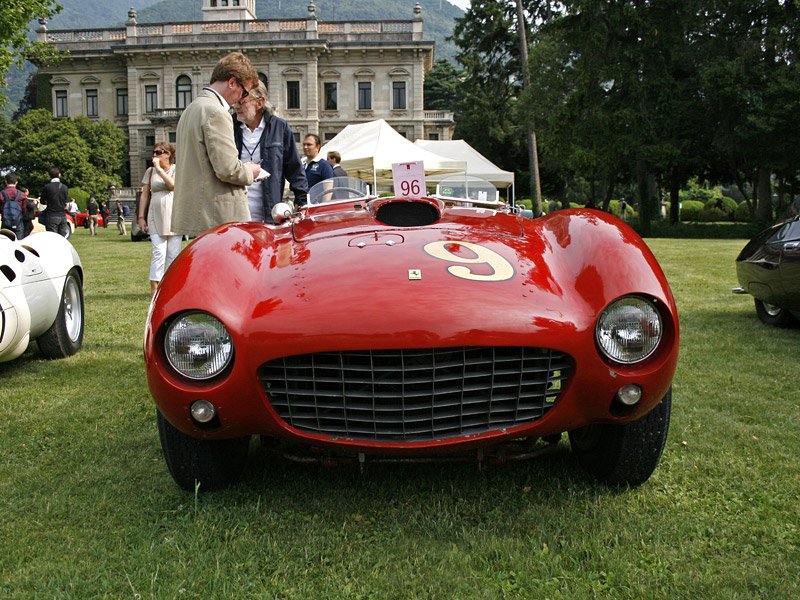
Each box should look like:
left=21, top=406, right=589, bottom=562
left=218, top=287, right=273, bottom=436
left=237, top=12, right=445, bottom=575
left=433, top=176, right=501, bottom=205
left=307, top=177, right=371, bottom=205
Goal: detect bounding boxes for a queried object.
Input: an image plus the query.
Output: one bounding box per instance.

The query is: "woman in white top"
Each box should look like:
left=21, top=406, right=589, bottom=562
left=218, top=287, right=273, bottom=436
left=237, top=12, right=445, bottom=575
left=137, top=142, right=180, bottom=295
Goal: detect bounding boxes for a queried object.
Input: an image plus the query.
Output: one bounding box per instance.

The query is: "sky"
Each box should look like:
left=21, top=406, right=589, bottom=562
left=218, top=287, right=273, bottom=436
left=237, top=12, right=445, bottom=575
left=449, top=0, right=470, bottom=10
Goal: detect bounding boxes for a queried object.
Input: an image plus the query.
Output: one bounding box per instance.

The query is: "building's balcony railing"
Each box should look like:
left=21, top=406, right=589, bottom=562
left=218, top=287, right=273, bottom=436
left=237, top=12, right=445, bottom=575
left=38, top=19, right=420, bottom=48
left=424, top=110, right=455, bottom=122
left=150, top=108, right=184, bottom=119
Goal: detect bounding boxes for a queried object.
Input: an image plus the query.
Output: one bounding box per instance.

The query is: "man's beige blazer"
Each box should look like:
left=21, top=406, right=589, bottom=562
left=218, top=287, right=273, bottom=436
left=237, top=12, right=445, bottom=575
left=172, top=88, right=254, bottom=235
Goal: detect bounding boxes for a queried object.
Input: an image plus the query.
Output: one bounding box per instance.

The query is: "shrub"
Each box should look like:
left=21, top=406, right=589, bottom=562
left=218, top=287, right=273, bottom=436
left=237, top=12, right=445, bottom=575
left=679, top=200, right=705, bottom=221
left=517, top=198, right=533, bottom=210
left=679, top=180, right=725, bottom=205
left=698, top=206, right=727, bottom=222
left=607, top=199, right=638, bottom=220
left=704, top=195, right=738, bottom=220
left=68, top=187, right=91, bottom=210
left=734, top=201, right=753, bottom=222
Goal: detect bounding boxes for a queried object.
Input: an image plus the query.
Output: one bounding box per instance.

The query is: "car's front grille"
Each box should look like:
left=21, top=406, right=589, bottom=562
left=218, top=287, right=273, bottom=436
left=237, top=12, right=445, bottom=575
left=259, top=346, right=573, bottom=442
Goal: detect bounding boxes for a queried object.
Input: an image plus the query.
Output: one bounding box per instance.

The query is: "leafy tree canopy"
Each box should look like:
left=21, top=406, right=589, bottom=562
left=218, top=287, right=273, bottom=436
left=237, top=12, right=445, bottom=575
left=452, top=0, right=800, bottom=224
left=424, top=60, right=462, bottom=111
left=0, top=1, right=62, bottom=96
left=1, top=109, right=126, bottom=196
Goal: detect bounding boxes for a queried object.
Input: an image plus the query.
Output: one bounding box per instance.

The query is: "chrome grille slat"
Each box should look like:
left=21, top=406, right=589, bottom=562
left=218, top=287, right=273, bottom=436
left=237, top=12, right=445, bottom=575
left=260, top=346, right=573, bottom=442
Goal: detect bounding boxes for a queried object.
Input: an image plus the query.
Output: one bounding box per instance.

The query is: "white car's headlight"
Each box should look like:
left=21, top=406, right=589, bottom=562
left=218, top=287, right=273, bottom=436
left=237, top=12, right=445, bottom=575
left=596, top=297, right=662, bottom=364
left=165, top=312, right=233, bottom=380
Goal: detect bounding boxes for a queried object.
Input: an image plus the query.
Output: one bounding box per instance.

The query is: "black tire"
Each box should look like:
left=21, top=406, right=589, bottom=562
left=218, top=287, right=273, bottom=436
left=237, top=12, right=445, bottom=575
left=754, top=299, right=798, bottom=327
left=568, top=387, right=672, bottom=487
left=157, top=410, right=250, bottom=492
left=36, top=267, right=84, bottom=359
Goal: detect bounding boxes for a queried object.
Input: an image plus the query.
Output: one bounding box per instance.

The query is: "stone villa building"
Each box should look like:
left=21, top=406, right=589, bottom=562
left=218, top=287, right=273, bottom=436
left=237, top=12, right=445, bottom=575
left=35, top=0, right=454, bottom=186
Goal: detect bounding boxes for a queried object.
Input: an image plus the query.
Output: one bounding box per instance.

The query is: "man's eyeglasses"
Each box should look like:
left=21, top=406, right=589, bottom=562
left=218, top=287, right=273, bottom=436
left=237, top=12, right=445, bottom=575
left=236, top=79, right=249, bottom=100
left=152, top=149, right=166, bottom=155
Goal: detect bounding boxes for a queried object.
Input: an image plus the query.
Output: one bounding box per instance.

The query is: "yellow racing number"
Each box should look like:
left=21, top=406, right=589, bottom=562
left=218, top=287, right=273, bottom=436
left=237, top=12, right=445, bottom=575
left=423, top=241, right=514, bottom=282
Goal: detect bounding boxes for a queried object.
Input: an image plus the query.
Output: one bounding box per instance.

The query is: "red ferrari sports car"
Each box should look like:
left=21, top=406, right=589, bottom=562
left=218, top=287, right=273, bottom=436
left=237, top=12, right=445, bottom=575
left=145, top=177, right=679, bottom=491
left=73, top=212, right=104, bottom=228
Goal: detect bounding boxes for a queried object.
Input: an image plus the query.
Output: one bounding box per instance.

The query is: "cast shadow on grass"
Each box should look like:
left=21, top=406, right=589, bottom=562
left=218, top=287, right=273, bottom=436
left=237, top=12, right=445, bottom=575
left=226, top=438, right=620, bottom=510
left=691, top=306, right=799, bottom=332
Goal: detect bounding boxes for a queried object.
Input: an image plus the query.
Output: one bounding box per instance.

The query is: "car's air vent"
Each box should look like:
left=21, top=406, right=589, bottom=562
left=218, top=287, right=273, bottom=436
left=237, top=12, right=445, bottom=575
left=260, top=346, right=573, bottom=442
left=375, top=201, right=440, bottom=227
left=14, top=250, right=25, bottom=263
left=1, top=265, right=16, bottom=282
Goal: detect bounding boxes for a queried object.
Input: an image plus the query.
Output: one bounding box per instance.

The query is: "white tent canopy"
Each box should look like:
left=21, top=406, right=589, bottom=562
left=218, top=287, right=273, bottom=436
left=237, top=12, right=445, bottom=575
left=414, top=139, right=515, bottom=189
left=318, top=120, right=467, bottom=190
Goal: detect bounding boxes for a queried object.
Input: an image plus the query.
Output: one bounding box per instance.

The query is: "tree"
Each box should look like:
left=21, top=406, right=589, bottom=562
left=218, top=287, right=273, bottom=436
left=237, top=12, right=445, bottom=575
left=423, top=59, right=462, bottom=111
left=699, top=0, right=800, bottom=225
left=451, top=0, right=560, bottom=199
left=0, top=1, right=62, bottom=98
left=1, top=109, right=126, bottom=196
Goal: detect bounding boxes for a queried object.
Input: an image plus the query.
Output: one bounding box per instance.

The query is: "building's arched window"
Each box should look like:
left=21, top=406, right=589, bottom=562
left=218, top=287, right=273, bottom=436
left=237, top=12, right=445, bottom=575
left=176, top=75, right=192, bottom=109
left=258, top=72, right=269, bottom=93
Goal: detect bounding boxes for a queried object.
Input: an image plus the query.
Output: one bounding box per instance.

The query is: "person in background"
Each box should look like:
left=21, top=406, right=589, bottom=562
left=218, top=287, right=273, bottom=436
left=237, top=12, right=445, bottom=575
left=99, top=198, right=110, bottom=229
left=172, top=52, right=263, bottom=237
left=302, top=134, right=334, bottom=188
left=87, top=195, right=99, bottom=236
left=137, top=142, right=180, bottom=296
left=20, top=188, right=36, bottom=239
left=232, top=81, right=308, bottom=223
left=1, top=173, right=27, bottom=238
left=327, top=151, right=347, bottom=177
left=66, top=197, right=78, bottom=227
left=115, top=199, right=126, bottom=236
left=39, top=166, right=70, bottom=237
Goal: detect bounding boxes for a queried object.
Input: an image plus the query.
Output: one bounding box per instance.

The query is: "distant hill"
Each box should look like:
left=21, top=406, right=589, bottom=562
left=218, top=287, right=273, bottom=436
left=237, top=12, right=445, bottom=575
left=3, top=0, right=462, bottom=117
left=46, top=0, right=164, bottom=28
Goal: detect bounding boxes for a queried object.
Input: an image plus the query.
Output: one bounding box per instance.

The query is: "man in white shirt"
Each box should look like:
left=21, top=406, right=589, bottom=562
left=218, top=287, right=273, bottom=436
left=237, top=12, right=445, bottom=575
left=232, top=82, right=307, bottom=223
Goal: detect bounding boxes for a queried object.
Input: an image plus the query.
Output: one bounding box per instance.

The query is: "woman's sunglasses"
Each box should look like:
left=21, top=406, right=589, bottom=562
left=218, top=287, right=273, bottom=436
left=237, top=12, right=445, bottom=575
left=152, top=149, right=167, bottom=155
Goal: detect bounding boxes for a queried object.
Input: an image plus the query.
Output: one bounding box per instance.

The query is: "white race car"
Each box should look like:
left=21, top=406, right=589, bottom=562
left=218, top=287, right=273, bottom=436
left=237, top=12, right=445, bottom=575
left=0, top=229, right=84, bottom=362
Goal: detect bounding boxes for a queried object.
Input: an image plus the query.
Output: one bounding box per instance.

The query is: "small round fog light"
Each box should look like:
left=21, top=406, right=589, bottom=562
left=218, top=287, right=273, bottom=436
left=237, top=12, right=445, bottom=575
left=190, top=400, right=216, bottom=423
left=617, top=384, right=642, bottom=406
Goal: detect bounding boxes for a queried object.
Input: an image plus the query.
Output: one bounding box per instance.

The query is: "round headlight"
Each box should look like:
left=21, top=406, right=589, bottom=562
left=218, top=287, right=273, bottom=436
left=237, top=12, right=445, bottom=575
left=164, top=312, right=233, bottom=380
left=596, top=297, right=662, bottom=364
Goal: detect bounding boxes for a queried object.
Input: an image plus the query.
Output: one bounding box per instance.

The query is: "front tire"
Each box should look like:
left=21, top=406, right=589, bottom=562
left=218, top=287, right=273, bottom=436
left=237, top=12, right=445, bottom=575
left=36, top=267, right=84, bottom=359
left=157, top=410, right=250, bottom=492
left=754, top=299, right=798, bottom=327
left=569, top=387, right=672, bottom=486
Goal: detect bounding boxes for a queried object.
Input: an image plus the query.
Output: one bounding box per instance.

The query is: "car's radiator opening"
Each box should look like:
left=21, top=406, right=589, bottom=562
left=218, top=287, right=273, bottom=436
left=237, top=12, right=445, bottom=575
left=260, top=346, right=574, bottom=443
left=375, top=201, right=440, bottom=227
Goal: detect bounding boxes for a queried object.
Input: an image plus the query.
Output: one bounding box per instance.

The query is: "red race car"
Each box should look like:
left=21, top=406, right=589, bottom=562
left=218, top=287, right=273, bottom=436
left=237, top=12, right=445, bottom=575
left=145, top=177, right=679, bottom=491
left=73, top=212, right=104, bottom=228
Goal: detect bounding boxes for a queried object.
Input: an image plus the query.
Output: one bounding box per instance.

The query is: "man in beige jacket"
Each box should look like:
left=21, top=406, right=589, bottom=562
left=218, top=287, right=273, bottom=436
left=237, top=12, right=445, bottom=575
left=172, top=52, right=263, bottom=236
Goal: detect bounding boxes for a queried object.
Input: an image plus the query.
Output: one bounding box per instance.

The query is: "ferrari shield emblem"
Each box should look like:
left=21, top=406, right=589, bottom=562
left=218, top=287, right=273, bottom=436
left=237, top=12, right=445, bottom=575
left=408, top=269, right=422, bottom=280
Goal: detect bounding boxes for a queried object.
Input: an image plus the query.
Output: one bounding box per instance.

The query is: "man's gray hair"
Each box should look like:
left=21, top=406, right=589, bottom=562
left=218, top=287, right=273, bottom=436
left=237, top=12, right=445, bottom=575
left=249, top=81, right=274, bottom=113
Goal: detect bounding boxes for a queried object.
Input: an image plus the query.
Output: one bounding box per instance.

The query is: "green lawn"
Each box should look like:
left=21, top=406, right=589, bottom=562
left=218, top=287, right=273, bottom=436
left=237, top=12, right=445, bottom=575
left=1, top=229, right=798, bottom=599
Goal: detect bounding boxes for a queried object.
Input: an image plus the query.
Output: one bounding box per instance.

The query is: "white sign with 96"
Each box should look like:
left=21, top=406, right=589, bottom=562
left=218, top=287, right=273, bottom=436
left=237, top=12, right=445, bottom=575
left=391, top=161, right=425, bottom=198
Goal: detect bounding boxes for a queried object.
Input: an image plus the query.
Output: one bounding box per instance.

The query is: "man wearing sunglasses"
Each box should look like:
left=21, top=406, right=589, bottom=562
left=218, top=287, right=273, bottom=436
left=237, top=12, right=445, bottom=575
left=172, top=52, right=264, bottom=236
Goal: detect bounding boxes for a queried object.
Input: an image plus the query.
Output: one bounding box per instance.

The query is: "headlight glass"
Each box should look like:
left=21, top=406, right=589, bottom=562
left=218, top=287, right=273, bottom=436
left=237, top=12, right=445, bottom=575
left=596, top=297, right=662, bottom=364
left=165, top=312, right=233, bottom=380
